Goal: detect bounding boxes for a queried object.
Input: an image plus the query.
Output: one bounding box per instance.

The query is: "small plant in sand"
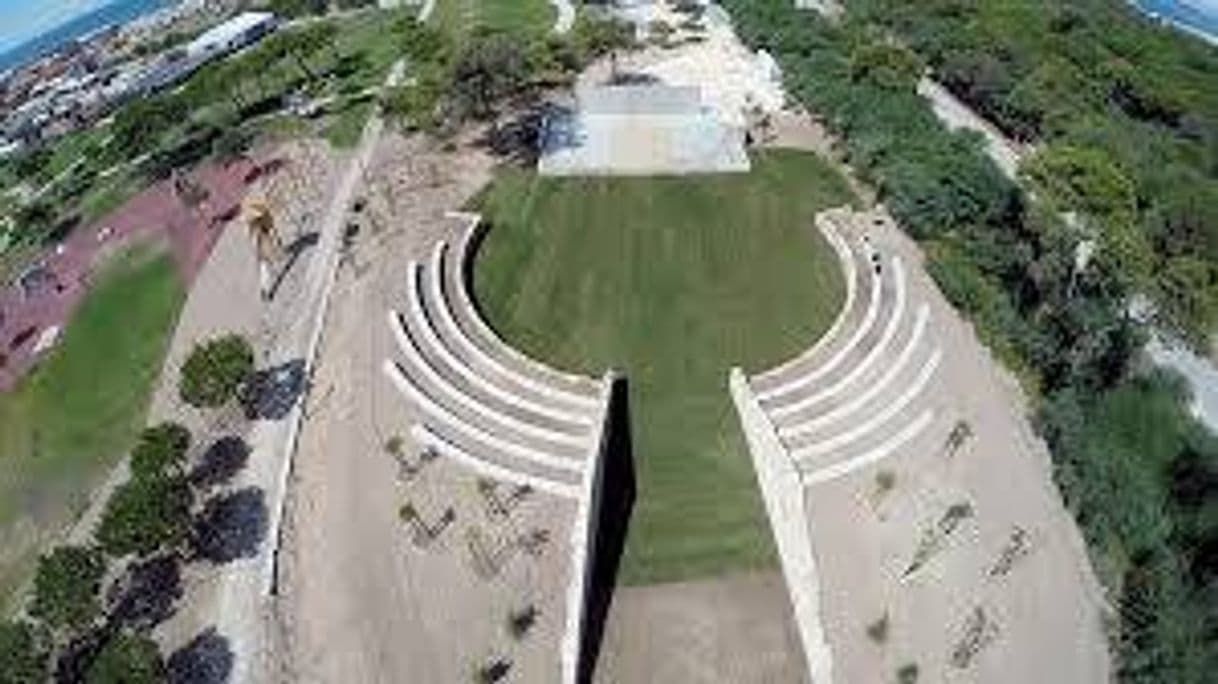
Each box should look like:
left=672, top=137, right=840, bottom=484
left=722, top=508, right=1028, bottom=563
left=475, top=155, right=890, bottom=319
left=518, top=528, right=551, bottom=557
left=896, top=662, right=919, bottom=683
left=988, top=526, right=1031, bottom=578
left=950, top=606, right=997, bottom=669
left=944, top=419, right=974, bottom=458
left=399, top=501, right=455, bottom=547
left=866, top=613, right=889, bottom=644
left=473, top=658, right=511, bottom=684
left=868, top=469, right=897, bottom=514
left=903, top=502, right=974, bottom=577
left=477, top=478, right=533, bottom=519
left=384, top=435, right=404, bottom=457
left=507, top=604, right=539, bottom=640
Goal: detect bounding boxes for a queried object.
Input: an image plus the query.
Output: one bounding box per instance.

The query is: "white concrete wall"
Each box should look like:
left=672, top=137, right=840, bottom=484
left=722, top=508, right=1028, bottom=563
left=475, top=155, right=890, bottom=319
left=729, top=368, right=833, bottom=684
left=561, top=371, right=617, bottom=684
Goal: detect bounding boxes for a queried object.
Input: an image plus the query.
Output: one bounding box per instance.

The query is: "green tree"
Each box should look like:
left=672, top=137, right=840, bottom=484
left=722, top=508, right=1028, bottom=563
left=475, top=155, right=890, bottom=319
left=179, top=334, right=255, bottom=408
left=849, top=40, right=922, bottom=91
left=29, top=546, right=106, bottom=631
left=96, top=475, right=193, bottom=557
left=1021, top=144, right=1151, bottom=287
left=0, top=621, right=49, bottom=684
left=86, top=632, right=164, bottom=684
left=130, top=422, right=192, bottom=480
left=111, top=94, right=188, bottom=161
left=450, top=34, right=531, bottom=121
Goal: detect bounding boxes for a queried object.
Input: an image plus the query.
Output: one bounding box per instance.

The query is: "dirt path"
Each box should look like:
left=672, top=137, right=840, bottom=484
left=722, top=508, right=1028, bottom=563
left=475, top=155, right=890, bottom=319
left=592, top=572, right=807, bottom=683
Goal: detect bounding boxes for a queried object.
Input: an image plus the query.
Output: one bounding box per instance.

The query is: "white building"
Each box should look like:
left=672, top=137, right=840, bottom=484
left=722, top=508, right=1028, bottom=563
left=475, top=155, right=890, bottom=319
left=186, top=11, right=278, bottom=61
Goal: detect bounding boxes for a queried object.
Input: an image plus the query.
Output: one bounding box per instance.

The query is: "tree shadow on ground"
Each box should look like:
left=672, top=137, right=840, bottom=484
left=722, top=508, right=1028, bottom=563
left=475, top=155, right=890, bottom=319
left=168, top=627, right=233, bottom=684
left=107, top=553, right=182, bottom=631
left=267, top=231, right=320, bottom=301
left=190, top=436, right=251, bottom=490
left=579, top=376, right=636, bottom=683
left=475, top=102, right=576, bottom=167
left=54, top=627, right=109, bottom=683
left=192, top=487, right=268, bottom=563
left=241, top=359, right=307, bottom=420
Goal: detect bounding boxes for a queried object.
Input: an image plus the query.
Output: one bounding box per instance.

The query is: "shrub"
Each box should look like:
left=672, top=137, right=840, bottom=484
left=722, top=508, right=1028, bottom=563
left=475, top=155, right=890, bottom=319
left=179, top=334, right=254, bottom=408
left=86, top=632, right=164, bottom=684
left=29, top=546, right=106, bottom=631
left=130, top=422, right=192, bottom=479
left=0, top=620, right=49, bottom=683
left=97, top=475, right=193, bottom=557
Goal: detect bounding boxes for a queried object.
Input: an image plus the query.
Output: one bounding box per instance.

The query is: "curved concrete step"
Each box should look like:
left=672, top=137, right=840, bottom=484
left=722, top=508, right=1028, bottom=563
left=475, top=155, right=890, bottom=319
left=383, top=359, right=585, bottom=473
left=761, top=253, right=901, bottom=404
left=796, top=409, right=939, bottom=486
left=752, top=220, right=873, bottom=391
left=771, top=260, right=911, bottom=417
left=389, top=307, right=588, bottom=450
left=401, top=259, right=593, bottom=430
left=782, top=347, right=942, bottom=449
left=411, top=424, right=581, bottom=499
left=427, top=242, right=598, bottom=415
left=776, top=309, right=936, bottom=434
left=452, top=223, right=602, bottom=399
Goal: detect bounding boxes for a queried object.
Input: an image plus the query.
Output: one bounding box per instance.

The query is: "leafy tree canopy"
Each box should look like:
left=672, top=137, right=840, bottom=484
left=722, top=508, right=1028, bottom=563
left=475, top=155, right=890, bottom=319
left=29, top=546, right=106, bottom=631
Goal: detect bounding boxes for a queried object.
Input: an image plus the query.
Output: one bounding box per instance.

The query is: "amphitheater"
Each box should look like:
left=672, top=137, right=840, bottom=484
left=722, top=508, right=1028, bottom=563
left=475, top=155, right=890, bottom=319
left=365, top=201, right=1112, bottom=683
left=732, top=207, right=1110, bottom=682
left=382, top=211, right=615, bottom=683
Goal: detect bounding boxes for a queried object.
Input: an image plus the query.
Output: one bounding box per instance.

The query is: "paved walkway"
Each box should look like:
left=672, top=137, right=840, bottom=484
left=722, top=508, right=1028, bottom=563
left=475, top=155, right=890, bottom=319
left=150, top=59, right=405, bottom=683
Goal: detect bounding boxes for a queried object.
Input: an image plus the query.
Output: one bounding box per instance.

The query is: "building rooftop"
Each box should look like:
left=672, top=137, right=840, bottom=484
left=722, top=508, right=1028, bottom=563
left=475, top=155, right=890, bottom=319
left=187, top=11, right=276, bottom=58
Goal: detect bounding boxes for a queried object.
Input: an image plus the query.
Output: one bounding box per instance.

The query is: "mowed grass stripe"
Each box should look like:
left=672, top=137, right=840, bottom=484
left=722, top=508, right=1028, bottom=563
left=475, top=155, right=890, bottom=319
left=474, top=150, right=854, bottom=584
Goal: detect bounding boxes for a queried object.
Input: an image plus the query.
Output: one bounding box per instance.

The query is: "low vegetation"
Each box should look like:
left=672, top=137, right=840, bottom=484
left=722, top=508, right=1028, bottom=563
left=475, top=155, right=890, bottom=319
left=29, top=546, right=106, bottom=632
left=474, top=150, right=855, bottom=582
left=0, top=620, right=49, bottom=683
left=179, top=334, right=255, bottom=408
left=85, top=631, right=164, bottom=684
left=129, top=423, right=192, bottom=480
left=853, top=0, right=1218, bottom=347
left=96, top=474, right=194, bottom=558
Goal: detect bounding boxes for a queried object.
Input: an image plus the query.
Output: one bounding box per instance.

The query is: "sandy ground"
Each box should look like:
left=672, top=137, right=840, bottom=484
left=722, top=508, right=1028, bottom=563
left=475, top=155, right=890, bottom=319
left=593, top=572, right=807, bottom=683
left=278, top=132, right=582, bottom=682
left=743, top=208, right=1111, bottom=683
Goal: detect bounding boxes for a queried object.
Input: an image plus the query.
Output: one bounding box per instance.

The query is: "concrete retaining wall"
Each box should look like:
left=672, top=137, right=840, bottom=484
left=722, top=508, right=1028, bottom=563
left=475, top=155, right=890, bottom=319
left=729, top=367, right=834, bottom=683
left=561, top=371, right=618, bottom=683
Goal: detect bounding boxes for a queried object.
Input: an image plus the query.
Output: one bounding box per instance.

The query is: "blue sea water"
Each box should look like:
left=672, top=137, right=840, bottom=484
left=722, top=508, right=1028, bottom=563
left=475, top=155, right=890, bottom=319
left=0, top=0, right=179, bottom=74
left=1133, top=0, right=1218, bottom=44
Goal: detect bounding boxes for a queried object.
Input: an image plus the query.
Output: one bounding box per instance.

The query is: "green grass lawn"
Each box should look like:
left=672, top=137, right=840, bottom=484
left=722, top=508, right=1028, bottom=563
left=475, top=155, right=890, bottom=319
left=0, top=246, right=183, bottom=609
left=321, top=99, right=374, bottom=149
left=430, top=0, right=556, bottom=43
left=473, top=149, right=855, bottom=584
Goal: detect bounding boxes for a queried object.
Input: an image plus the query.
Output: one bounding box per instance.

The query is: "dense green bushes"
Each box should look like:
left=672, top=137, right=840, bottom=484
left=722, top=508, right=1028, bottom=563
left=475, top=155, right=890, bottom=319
left=852, top=0, right=1218, bottom=346
left=381, top=12, right=634, bottom=132
left=721, top=0, right=1215, bottom=678
left=0, top=621, right=49, bottom=683
left=85, top=632, right=165, bottom=684
left=129, top=422, right=192, bottom=479
left=96, top=475, right=194, bottom=558
left=30, top=546, right=106, bottom=631
left=1041, top=375, right=1218, bottom=681
left=179, top=334, right=255, bottom=408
